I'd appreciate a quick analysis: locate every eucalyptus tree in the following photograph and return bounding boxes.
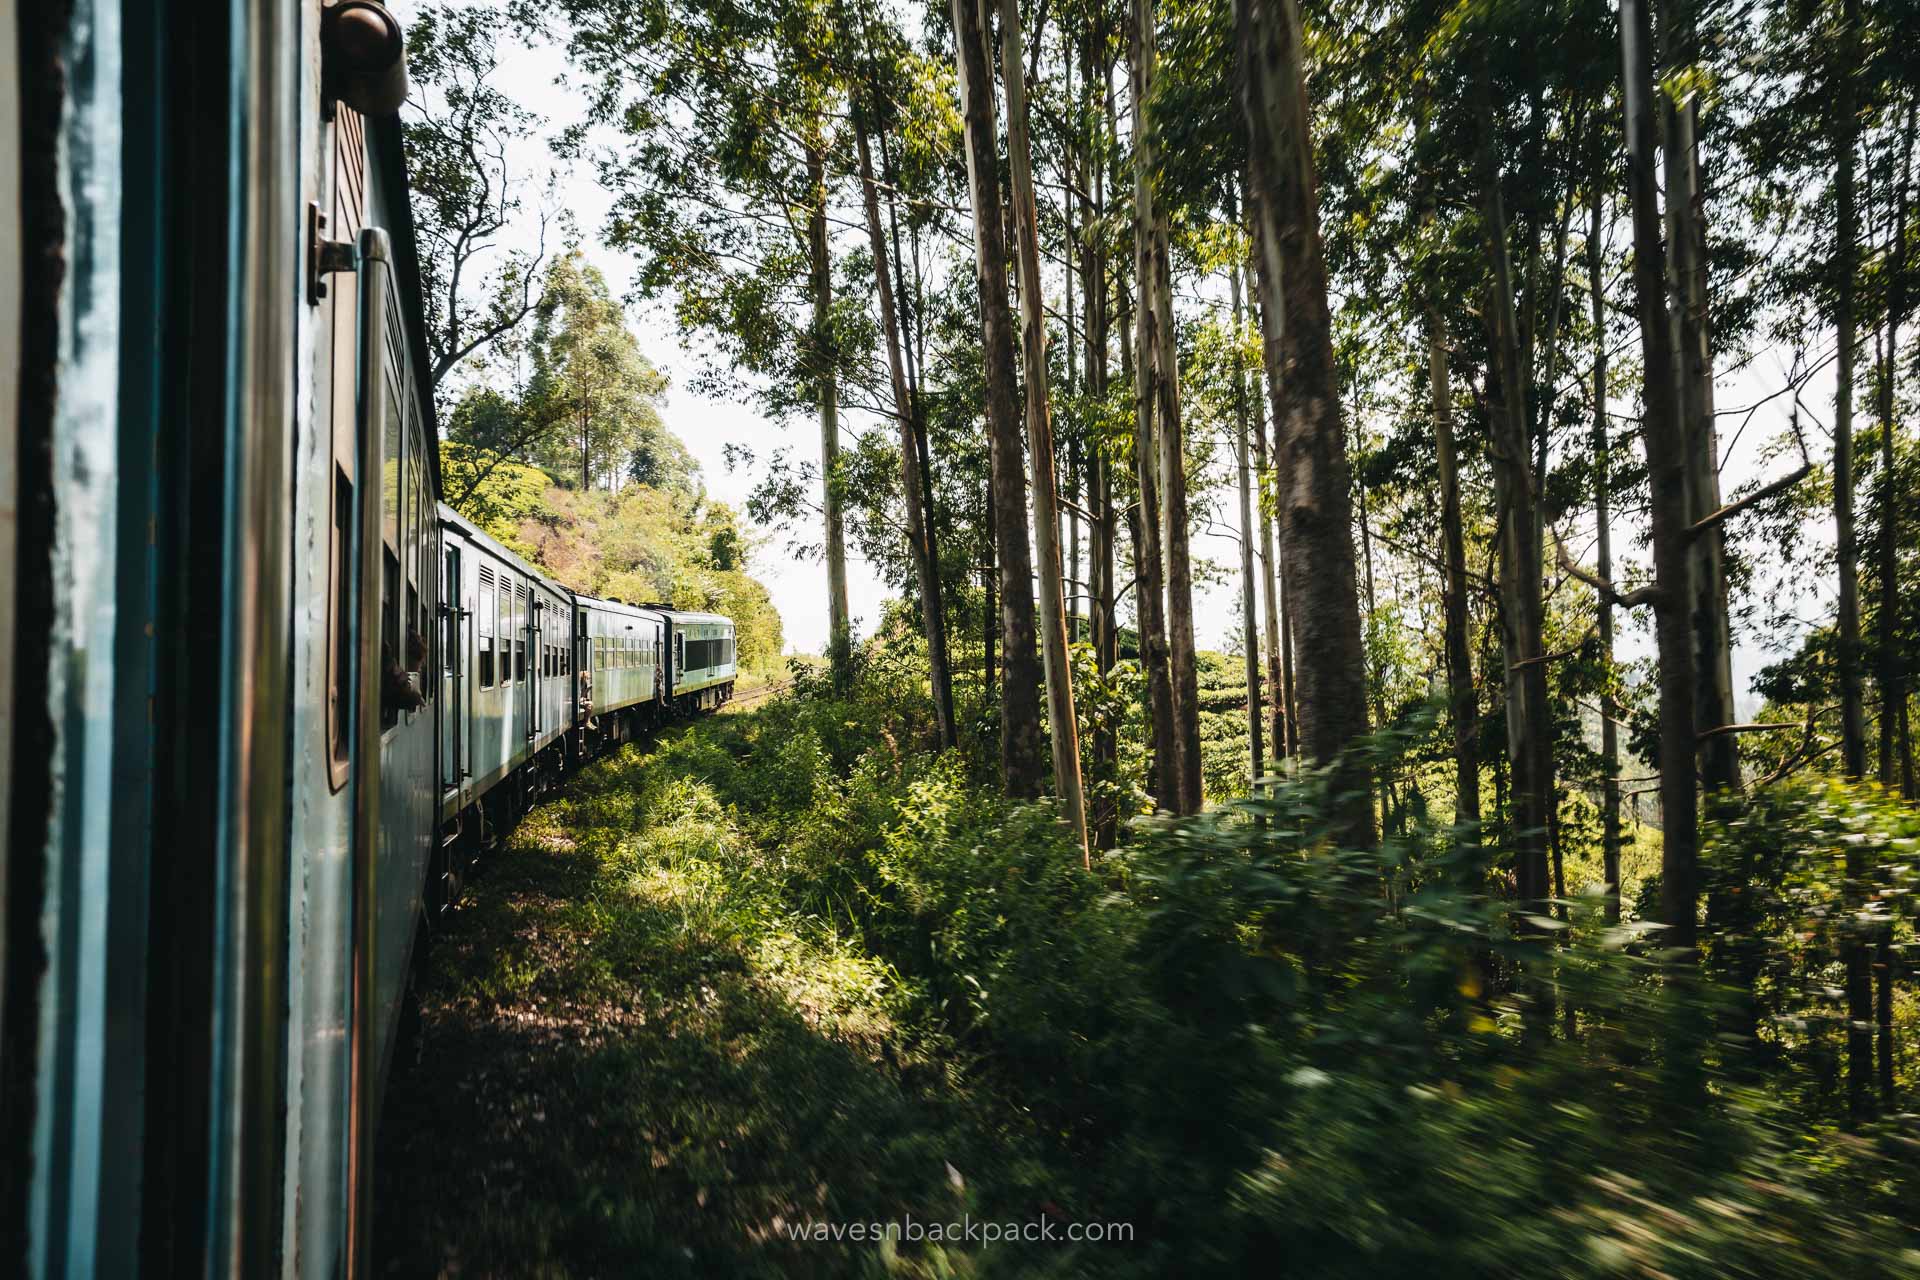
[1237,0,1376,845]
[997,0,1092,850]
[1833,0,1870,782]
[522,255,674,492]
[952,0,1049,797]
[403,2,559,408]
[551,0,859,685]
[850,28,959,749]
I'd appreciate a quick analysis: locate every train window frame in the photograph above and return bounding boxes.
[513,585,524,684]
[478,575,495,689]
[403,428,418,708]
[326,465,354,789]
[500,581,511,686]
[442,546,459,699]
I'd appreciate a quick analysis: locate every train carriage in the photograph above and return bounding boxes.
[577,595,668,730]
[1,4,743,1276]
[663,609,739,711]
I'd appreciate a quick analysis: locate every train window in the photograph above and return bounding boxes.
[383,390,400,557]
[411,465,427,700]
[516,607,527,683]
[503,584,514,685]
[327,466,353,786]
[380,552,400,730]
[380,380,405,731]
[442,549,459,693]
[478,578,495,689]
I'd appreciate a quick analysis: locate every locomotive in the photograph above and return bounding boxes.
[2,2,734,1274]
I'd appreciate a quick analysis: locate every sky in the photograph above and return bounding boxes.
[398,1,1839,714]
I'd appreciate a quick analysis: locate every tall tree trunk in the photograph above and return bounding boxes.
[1281,523,1298,756]
[1231,248,1265,785]
[1125,13,1178,812]
[1662,0,1739,794]
[1430,301,1478,829]
[1619,0,1700,952]
[953,0,1045,797]
[1590,160,1621,924]
[1828,0,1873,1126]
[1476,73,1553,921]
[807,145,852,689]
[1236,0,1375,846]
[1878,101,1913,794]
[1834,40,1867,784]
[1132,0,1203,813]
[856,125,957,751]
[1249,267,1289,763]
[1086,31,1120,847]
[1245,258,1292,761]
[998,0,1091,856]
[984,472,996,691]
[1357,448,1389,830]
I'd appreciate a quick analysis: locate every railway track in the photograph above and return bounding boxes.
[725,678,794,711]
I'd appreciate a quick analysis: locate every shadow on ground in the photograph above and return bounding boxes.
[373,737,1010,1278]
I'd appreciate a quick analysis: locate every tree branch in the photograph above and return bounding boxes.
[1685,463,1812,540]
[1553,525,1660,608]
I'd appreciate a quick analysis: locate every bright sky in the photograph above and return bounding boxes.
[400,1,1838,713]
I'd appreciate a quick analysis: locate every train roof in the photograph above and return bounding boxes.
[437,502,572,601]
[575,594,663,620]
[371,114,442,501]
[657,609,732,627]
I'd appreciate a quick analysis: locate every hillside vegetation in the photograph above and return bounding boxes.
[441,440,784,676]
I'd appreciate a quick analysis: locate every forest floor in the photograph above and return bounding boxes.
[374,714,1036,1278]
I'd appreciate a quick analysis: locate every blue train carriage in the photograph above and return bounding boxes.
[664,610,739,712]
[437,506,579,864]
[438,507,559,897]
[576,595,670,749]
[286,25,443,1280]
[4,1,444,1275]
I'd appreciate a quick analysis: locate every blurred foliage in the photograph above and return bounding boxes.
[390,641,1920,1276]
